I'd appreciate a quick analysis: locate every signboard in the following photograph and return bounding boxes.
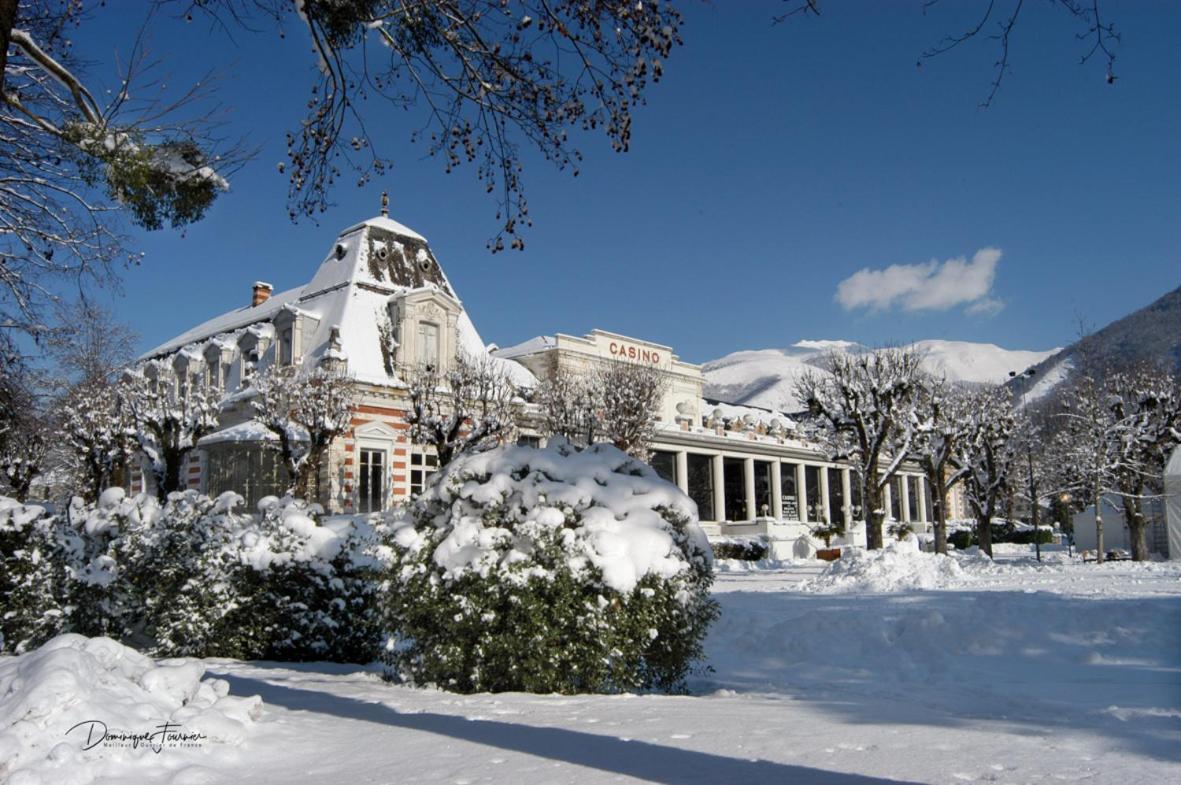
[590,332,667,367]
[781,495,799,521]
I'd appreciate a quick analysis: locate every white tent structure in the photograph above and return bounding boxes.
[1165,446,1181,560]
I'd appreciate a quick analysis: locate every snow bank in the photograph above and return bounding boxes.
[396,439,712,594]
[799,539,989,592]
[0,634,261,785]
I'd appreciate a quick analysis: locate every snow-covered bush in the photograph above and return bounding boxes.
[383,439,718,694]
[0,498,64,653]
[710,535,769,561]
[173,495,386,662]
[0,491,386,662]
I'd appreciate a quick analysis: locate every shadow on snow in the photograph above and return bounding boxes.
[212,669,926,785]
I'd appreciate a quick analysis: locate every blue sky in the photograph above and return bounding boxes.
[74,1,1180,364]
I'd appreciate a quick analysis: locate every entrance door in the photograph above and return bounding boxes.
[358,448,386,513]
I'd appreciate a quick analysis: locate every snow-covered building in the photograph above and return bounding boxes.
[141,212,934,556]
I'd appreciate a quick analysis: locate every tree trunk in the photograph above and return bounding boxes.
[1094,480,1104,564]
[933,480,949,555]
[977,512,993,557]
[0,0,17,95]
[865,482,884,550]
[1123,496,1149,562]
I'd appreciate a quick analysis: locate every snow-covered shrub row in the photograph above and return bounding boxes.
[0,634,261,785]
[709,535,769,562]
[383,439,718,694]
[0,490,385,661]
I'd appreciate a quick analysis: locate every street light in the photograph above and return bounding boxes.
[1009,367,1041,562]
[1060,492,1073,557]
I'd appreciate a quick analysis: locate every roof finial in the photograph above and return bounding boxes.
[380,191,389,217]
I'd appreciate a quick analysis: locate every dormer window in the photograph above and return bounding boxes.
[417,321,440,368]
[278,326,294,366]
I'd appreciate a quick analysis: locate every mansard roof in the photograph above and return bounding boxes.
[142,214,535,388]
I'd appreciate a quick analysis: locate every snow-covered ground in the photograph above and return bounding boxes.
[3,548,1178,785]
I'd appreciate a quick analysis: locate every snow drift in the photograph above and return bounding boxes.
[0,634,261,785]
[798,538,994,593]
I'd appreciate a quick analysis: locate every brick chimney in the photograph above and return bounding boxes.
[252,281,273,307]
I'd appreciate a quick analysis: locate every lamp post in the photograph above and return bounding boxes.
[1060,492,1073,558]
[1009,367,1041,562]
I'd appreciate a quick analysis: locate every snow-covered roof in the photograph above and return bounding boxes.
[702,398,796,432]
[493,335,557,360]
[142,213,536,389]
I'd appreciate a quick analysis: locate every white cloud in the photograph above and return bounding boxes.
[965,297,1005,317]
[835,248,1003,316]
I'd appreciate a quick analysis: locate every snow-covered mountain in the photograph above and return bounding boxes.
[703,339,1060,412]
[1018,284,1181,404]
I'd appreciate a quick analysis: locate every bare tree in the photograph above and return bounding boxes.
[46,301,137,388]
[538,360,600,447]
[910,375,972,554]
[182,0,682,251]
[1056,366,1181,561]
[1108,368,1181,561]
[119,361,218,500]
[778,1,1120,108]
[251,363,353,500]
[1,1,241,340]
[954,384,1019,558]
[594,359,666,461]
[794,347,925,550]
[404,354,517,467]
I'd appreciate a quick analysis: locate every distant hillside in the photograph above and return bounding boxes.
[703,340,1059,412]
[1022,284,1181,403]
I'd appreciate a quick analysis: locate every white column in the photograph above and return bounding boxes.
[883,481,893,521]
[744,457,756,520]
[901,476,912,522]
[675,451,689,495]
[841,468,852,528]
[796,463,807,522]
[771,461,783,520]
[916,476,927,523]
[711,454,725,523]
[819,466,831,524]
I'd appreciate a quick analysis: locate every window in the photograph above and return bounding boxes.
[780,462,800,520]
[207,446,285,508]
[850,471,865,522]
[907,476,921,522]
[753,460,773,517]
[804,465,822,523]
[827,467,845,527]
[686,453,714,521]
[924,478,936,523]
[650,450,677,485]
[409,450,439,498]
[357,448,386,513]
[517,435,541,448]
[278,326,294,366]
[723,457,746,521]
[417,321,440,368]
[889,476,903,521]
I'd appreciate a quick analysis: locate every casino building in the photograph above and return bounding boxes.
[140,211,936,557]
